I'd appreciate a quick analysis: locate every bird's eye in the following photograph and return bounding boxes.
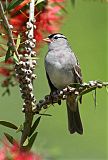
[54,36,58,39]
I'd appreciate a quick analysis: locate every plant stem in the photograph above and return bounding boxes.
[0,1,19,60]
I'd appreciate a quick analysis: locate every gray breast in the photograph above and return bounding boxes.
[45,50,77,89]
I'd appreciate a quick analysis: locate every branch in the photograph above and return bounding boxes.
[18,0,36,147]
[0,1,19,60]
[32,81,108,113]
[12,0,37,147]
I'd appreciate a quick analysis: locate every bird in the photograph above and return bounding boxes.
[44,33,83,134]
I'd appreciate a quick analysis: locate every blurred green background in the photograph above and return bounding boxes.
[0,0,107,159]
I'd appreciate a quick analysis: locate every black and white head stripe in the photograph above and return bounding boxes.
[48,33,67,40]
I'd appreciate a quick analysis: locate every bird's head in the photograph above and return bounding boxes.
[43,33,68,49]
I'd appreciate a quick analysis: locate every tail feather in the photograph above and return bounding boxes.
[66,102,83,134]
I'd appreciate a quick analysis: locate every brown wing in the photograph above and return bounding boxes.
[73,58,83,103]
[74,64,83,84]
[73,55,83,84]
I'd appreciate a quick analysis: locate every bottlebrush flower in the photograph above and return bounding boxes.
[0,0,65,87]
[0,141,42,160]
[9,0,65,44]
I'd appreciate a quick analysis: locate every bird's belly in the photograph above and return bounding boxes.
[47,62,74,89]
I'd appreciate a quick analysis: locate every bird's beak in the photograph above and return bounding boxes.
[43,38,52,43]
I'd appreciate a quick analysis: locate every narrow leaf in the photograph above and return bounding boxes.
[5,48,12,62]
[16,124,23,133]
[27,132,38,149]
[39,113,52,116]
[7,0,24,10]
[13,53,19,63]
[4,133,15,144]
[23,137,29,146]
[16,34,21,50]
[0,120,18,130]
[29,116,41,137]
[2,88,10,96]
[94,89,97,107]
[36,0,46,11]
[36,0,45,5]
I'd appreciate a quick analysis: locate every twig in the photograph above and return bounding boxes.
[0,1,19,60]
[32,81,108,113]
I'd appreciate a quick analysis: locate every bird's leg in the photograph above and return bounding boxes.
[56,89,61,105]
[50,92,54,105]
[50,90,61,105]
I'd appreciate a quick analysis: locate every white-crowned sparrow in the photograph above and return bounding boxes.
[44,33,83,134]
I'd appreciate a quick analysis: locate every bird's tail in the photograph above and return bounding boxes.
[66,98,83,134]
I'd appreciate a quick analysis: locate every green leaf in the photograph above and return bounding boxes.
[13,53,19,63]
[2,88,10,96]
[36,0,45,5]
[16,124,23,133]
[0,56,6,62]
[93,89,97,107]
[36,0,46,11]
[7,0,24,10]
[39,113,52,116]
[4,132,16,144]
[5,48,12,62]
[27,132,38,149]
[23,137,29,146]
[29,116,41,137]
[16,34,21,50]
[0,120,18,130]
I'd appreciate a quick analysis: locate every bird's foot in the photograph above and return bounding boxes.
[50,90,61,105]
